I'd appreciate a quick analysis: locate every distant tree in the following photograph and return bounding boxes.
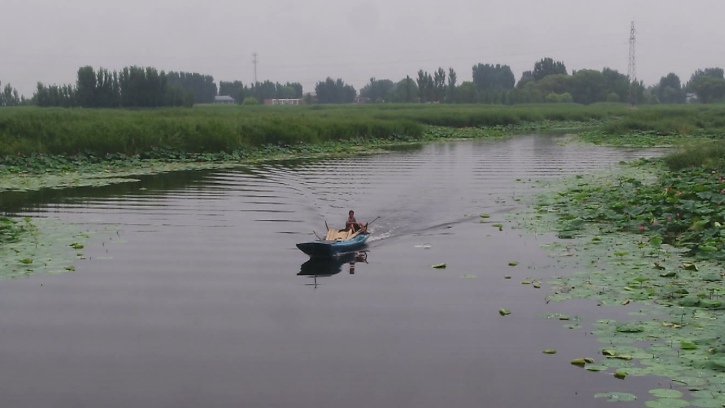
[242,97,260,105]
[166,72,217,104]
[118,66,171,107]
[433,67,447,102]
[446,68,457,102]
[569,69,606,104]
[0,82,21,106]
[533,74,570,96]
[452,81,477,103]
[95,68,120,107]
[34,82,76,107]
[76,66,97,107]
[416,70,434,102]
[601,68,629,102]
[629,80,646,105]
[31,65,191,108]
[251,80,277,101]
[165,85,194,107]
[314,77,356,103]
[359,78,395,102]
[691,76,725,103]
[284,82,303,98]
[472,63,515,92]
[533,58,567,81]
[390,76,418,103]
[686,67,725,93]
[219,80,244,102]
[516,71,534,89]
[688,67,724,81]
[276,84,297,99]
[655,73,684,104]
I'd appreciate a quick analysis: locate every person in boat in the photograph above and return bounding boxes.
[346,210,366,233]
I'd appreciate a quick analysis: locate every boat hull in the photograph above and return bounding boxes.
[296,233,369,258]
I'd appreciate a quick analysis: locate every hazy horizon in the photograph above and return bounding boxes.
[2,0,724,98]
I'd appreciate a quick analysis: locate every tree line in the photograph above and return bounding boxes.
[219,80,304,105]
[0,81,25,106]
[36,66,197,108]
[359,58,725,105]
[2,58,725,107]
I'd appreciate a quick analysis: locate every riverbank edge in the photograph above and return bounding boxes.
[510,160,725,407]
[2,122,607,194]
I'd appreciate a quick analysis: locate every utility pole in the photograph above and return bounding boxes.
[252,52,258,85]
[628,21,637,106]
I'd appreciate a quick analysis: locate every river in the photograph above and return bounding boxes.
[0,135,670,408]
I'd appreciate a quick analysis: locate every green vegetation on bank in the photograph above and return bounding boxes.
[666,141,725,170]
[518,158,725,405]
[544,160,725,261]
[0,103,663,159]
[580,105,725,147]
[0,104,620,178]
[2,103,725,179]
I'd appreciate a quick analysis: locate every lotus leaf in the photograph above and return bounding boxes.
[644,399,690,408]
[570,358,587,367]
[649,389,684,399]
[699,299,724,309]
[594,392,637,402]
[702,273,722,282]
[698,358,725,372]
[585,365,606,372]
[678,296,701,307]
[690,398,724,408]
[614,369,627,379]
[616,323,644,333]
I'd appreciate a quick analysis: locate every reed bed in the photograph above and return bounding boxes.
[0,104,627,157]
[1,104,724,171]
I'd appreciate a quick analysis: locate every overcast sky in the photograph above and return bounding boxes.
[2,0,724,97]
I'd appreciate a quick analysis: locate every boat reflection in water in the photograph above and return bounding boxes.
[298,251,369,286]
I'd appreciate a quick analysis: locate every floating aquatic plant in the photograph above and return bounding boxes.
[513,158,725,405]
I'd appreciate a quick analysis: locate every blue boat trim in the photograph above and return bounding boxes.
[296,232,369,258]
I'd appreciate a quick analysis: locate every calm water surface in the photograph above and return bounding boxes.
[0,136,671,408]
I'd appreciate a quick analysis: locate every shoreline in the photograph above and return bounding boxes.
[512,160,725,406]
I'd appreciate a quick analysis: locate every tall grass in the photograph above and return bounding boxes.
[0,106,425,156]
[1,103,723,157]
[665,141,725,170]
[601,105,725,136]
